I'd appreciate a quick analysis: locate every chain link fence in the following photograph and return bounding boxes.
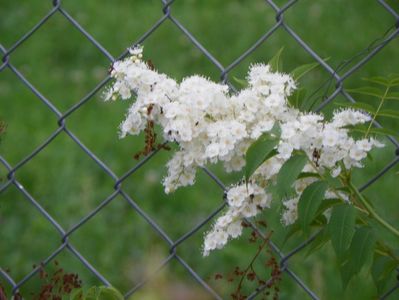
[1,0,399,299]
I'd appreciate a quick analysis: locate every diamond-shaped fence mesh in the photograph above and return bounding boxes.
[1,0,399,299]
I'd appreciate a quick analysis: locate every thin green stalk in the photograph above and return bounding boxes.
[365,85,390,138]
[307,158,369,215]
[349,181,399,239]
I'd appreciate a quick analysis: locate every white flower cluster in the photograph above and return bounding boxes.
[203,182,272,256]
[106,46,383,255]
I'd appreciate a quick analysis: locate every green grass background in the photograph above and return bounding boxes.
[0,0,399,299]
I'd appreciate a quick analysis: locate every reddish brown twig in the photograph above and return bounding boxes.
[212,220,282,300]
[133,104,170,160]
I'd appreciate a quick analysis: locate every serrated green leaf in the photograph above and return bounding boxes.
[345,124,399,138]
[245,125,280,181]
[291,62,320,81]
[364,127,399,138]
[347,86,399,100]
[340,227,376,289]
[275,153,308,199]
[328,204,356,261]
[378,109,399,119]
[362,76,391,86]
[298,181,328,233]
[385,75,399,87]
[346,86,385,98]
[386,91,399,100]
[233,76,248,88]
[268,47,284,72]
[371,254,398,293]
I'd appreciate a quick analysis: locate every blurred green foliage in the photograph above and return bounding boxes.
[0,0,398,299]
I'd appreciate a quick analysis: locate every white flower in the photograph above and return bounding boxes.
[277,142,293,159]
[128,45,144,56]
[332,109,371,127]
[106,49,384,255]
[202,182,271,255]
[331,165,342,178]
[349,144,367,161]
[282,197,299,226]
[205,143,220,158]
[226,221,243,238]
[322,128,340,147]
[227,186,245,207]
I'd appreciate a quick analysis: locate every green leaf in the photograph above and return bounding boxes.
[297,172,321,180]
[389,79,399,87]
[275,153,308,199]
[346,86,385,99]
[340,227,376,289]
[282,215,326,247]
[366,150,374,162]
[288,88,307,109]
[305,228,330,257]
[348,80,399,99]
[312,214,328,226]
[345,124,399,138]
[328,204,356,261]
[282,222,302,246]
[371,254,398,293]
[347,227,375,273]
[298,181,328,233]
[85,286,124,300]
[386,92,399,100]
[315,198,342,217]
[233,76,248,88]
[363,75,399,87]
[245,125,280,181]
[268,47,284,72]
[291,62,320,81]
[86,287,100,300]
[378,109,399,119]
[362,76,391,86]
[98,287,124,300]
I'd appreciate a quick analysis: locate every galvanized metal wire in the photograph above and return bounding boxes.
[1,0,399,299]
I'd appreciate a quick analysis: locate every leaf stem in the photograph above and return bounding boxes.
[348,181,399,239]
[307,158,369,215]
[365,85,390,138]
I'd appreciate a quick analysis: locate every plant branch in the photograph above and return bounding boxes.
[348,181,399,239]
[365,85,390,138]
[307,157,369,215]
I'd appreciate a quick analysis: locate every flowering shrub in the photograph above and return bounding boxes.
[105,46,399,293]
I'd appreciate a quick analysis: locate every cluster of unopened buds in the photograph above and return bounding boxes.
[105,46,383,256]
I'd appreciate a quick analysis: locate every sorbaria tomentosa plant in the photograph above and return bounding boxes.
[104,46,399,293]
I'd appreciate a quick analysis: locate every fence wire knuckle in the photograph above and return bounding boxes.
[1,0,399,299]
